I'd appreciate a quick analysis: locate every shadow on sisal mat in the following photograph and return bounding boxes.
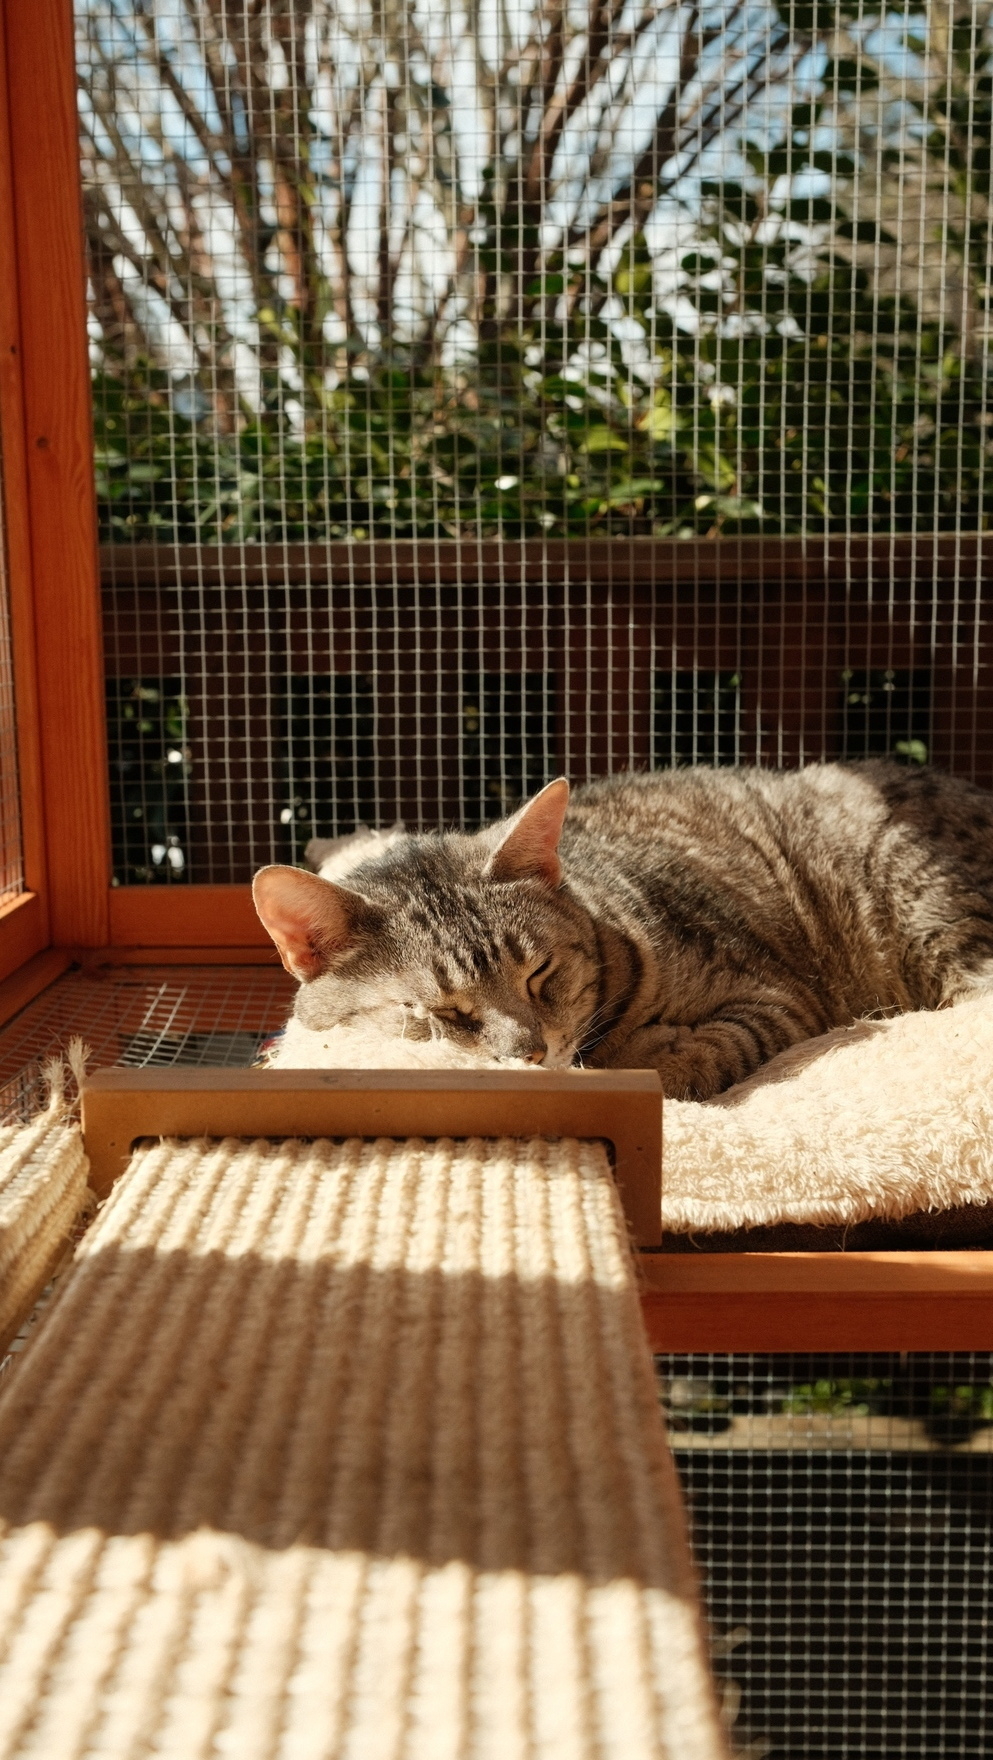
[0,1132,729,1760]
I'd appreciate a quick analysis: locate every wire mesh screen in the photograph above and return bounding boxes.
[0,438,23,905]
[659,1351,993,1759]
[79,0,993,882]
[0,964,293,1122]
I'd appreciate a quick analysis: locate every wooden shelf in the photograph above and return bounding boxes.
[638,1252,993,1351]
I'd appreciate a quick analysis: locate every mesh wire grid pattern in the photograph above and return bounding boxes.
[659,1352,993,1760]
[79,1,993,883]
[0,964,295,1123]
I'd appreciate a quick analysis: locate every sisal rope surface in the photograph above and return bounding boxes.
[0,1118,88,1353]
[0,1133,726,1760]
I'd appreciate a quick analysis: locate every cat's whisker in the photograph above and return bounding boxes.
[576,1001,618,1049]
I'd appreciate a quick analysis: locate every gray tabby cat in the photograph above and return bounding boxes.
[253,762,993,1099]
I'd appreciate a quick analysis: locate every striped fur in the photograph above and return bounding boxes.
[257,762,993,1099]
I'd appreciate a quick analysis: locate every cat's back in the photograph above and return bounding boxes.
[563,762,884,874]
[561,762,993,1037]
[564,759,993,861]
[562,760,993,942]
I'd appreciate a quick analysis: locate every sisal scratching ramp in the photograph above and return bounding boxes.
[0,1131,726,1760]
[0,1115,89,1354]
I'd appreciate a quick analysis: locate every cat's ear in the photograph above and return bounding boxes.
[483,777,570,887]
[252,866,381,981]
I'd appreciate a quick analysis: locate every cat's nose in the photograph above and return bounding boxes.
[525,1045,546,1065]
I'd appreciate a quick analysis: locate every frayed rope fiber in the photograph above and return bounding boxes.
[0,1134,727,1760]
[0,1051,90,1352]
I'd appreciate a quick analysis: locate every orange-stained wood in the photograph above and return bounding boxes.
[100,534,993,590]
[638,1252,993,1351]
[0,945,71,1029]
[80,1065,665,1243]
[109,886,271,948]
[638,1250,993,1293]
[639,1293,993,1352]
[0,19,47,914]
[80,944,283,967]
[4,0,110,947]
[0,891,47,984]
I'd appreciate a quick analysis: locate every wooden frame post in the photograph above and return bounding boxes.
[0,5,48,982]
[2,0,110,950]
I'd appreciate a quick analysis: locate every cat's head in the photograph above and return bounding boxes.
[252,779,597,1068]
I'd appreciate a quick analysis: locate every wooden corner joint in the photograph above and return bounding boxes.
[80,1066,664,1247]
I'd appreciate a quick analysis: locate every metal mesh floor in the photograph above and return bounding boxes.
[660,1353,993,1760]
[0,964,295,1122]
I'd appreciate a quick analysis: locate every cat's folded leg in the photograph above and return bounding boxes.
[619,1004,812,1101]
[940,957,993,1004]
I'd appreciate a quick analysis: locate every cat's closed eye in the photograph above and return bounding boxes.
[527,956,554,997]
[434,1006,482,1034]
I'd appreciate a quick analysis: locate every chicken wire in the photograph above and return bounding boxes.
[658,1351,993,1760]
[77,1,993,884]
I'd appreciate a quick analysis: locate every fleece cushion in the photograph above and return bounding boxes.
[268,997,993,1248]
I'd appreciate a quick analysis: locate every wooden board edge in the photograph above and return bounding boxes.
[0,946,71,1028]
[98,534,993,590]
[108,886,269,949]
[76,946,284,968]
[640,1291,993,1353]
[635,1249,993,1295]
[0,20,48,911]
[5,0,110,945]
[79,1067,663,1244]
[0,892,47,985]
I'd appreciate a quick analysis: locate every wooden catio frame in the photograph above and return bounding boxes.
[0,0,991,1352]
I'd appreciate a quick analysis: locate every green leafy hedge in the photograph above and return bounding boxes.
[94,247,993,544]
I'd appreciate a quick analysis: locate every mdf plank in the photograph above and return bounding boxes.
[4,0,110,946]
[0,19,48,912]
[109,886,270,948]
[0,892,46,985]
[80,1066,664,1244]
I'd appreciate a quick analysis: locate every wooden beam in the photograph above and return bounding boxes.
[99,534,993,591]
[80,1065,664,1244]
[0,892,47,985]
[4,0,110,947]
[0,945,71,1029]
[0,15,48,915]
[638,1252,993,1351]
[78,945,283,968]
[109,886,270,948]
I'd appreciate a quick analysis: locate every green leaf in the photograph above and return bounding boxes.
[580,427,630,455]
[604,478,666,504]
[614,262,653,296]
[525,274,565,297]
[639,402,678,440]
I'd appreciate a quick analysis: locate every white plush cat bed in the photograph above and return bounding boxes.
[269,996,993,1242]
